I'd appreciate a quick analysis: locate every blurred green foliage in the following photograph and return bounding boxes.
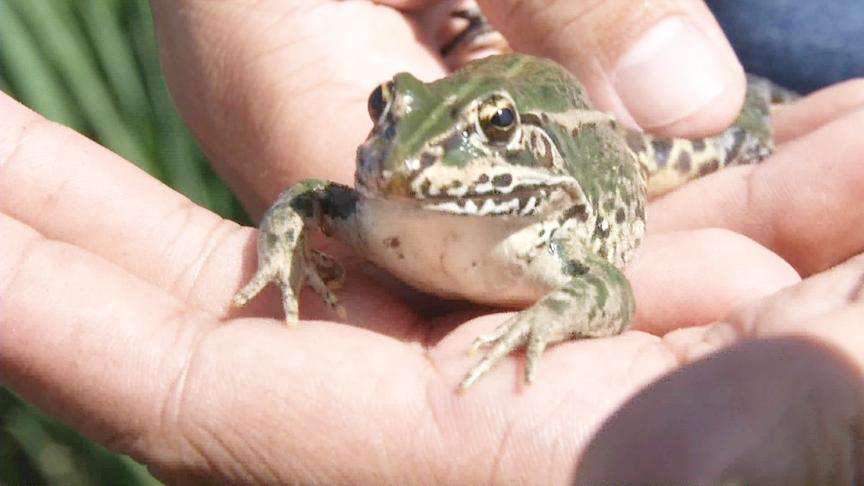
[0,0,249,484]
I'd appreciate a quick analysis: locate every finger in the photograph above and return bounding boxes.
[710,253,864,346]
[773,78,864,143]
[649,105,864,275]
[627,229,799,335]
[151,0,446,216]
[575,337,864,484]
[0,93,249,316]
[0,211,217,454]
[479,0,744,136]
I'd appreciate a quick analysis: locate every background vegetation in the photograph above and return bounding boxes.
[0,0,246,483]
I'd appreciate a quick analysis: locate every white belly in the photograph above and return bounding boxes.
[353,198,567,306]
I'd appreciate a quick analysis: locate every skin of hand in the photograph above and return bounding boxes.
[1,0,864,484]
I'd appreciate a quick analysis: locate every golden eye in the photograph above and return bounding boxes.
[367,81,393,122]
[479,94,518,144]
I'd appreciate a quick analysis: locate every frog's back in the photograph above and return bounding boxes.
[438,54,592,114]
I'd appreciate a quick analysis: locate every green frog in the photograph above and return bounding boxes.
[232,53,776,391]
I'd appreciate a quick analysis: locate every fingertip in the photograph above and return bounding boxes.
[481,0,745,137]
[610,16,745,135]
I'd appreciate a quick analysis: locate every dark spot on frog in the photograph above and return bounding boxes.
[477,173,490,184]
[597,245,609,259]
[594,217,610,239]
[724,128,746,164]
[444,179,464,195]
[562,204,589,222]
[674,151,691,173]
[449,104,462,119]
[697,158,721,177]
[420,152,437,168]
[691,139,706,152]
[419,178,432,195]
[615,207,626,224]
[651,139,673,167]
[383,236,401,249]
[625,131,646,153]
[319,184,358,220]
[635,201,645,220]
[491,173,512,187]
[520,113,543,127]
[564,260,589,276]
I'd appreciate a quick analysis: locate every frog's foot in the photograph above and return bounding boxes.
[231,180,352,324]
[460,306,555,392]
[232,243,346,323]
[310,249,345,290]
[307,249,347,319]
[460,256,636,391]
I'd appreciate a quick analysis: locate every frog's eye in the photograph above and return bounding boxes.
[367,81,393,122]
[479,95,519,144]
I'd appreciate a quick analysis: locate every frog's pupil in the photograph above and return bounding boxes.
[368,84,386,121]
[491,108,514,127]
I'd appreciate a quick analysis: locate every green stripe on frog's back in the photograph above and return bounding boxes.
[627,80,775,197]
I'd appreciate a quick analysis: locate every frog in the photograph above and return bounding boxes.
[231,52,777,391]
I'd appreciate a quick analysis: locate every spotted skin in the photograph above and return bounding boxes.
[233,51,780,391]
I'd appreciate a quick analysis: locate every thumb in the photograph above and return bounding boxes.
[478,0,745,137]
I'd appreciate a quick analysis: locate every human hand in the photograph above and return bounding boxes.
[4,0,864,483]
[2,76,864,485]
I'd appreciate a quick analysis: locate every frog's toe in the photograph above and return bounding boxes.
[232,266,278,309]
[303,250,348,319]
[467,320,510,356]
[460,314,531,391]
[279,293,300,325]
[311,249,346,290]
[524,328,551,385]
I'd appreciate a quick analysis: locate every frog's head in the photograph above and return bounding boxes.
[356,54,587,217]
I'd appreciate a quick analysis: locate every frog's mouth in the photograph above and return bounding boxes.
[418,184,562,216]
[357,162,577,217]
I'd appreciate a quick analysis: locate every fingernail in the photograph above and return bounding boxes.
[613,17,740,129]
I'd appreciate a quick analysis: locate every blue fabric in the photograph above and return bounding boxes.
[707,0,864,92]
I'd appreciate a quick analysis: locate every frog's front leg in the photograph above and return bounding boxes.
[232,179,358,324]
[460,254,635,391]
